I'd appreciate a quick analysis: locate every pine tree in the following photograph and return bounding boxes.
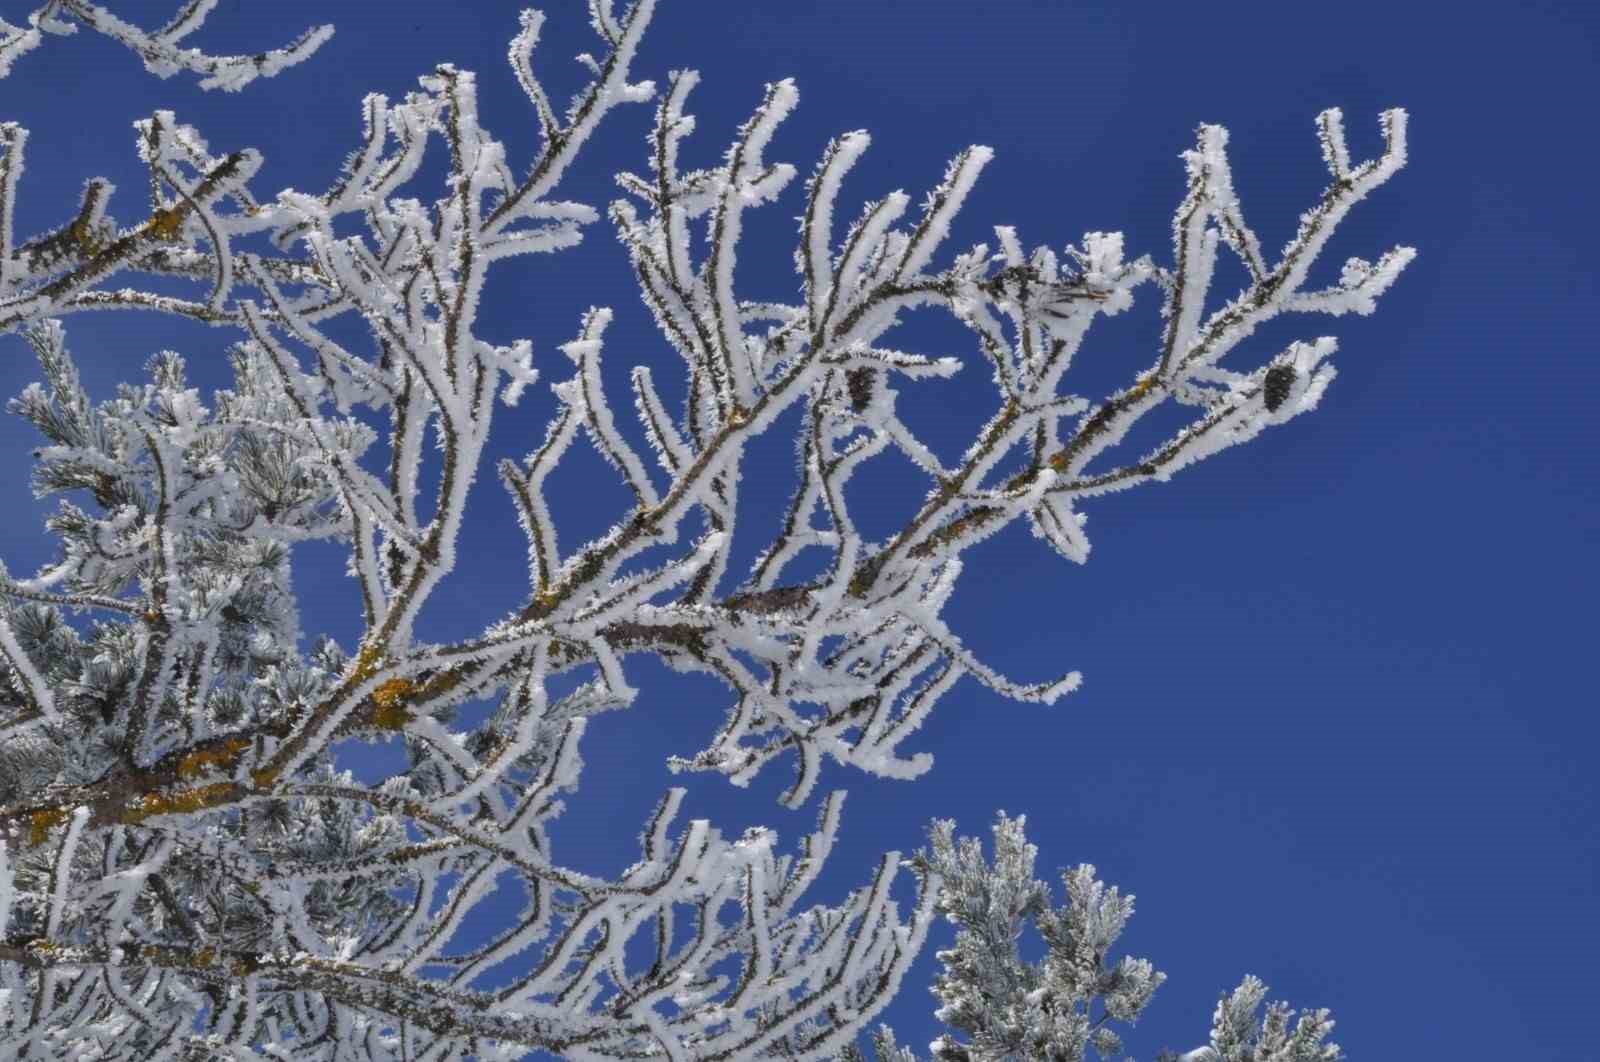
[843,816,1342,1062]
[0,2,1409,1057]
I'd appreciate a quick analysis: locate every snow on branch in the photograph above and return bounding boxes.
[0,2,1410,1055]
[1,0,332,90]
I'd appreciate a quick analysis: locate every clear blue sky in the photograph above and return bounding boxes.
[1,1,1595,1058]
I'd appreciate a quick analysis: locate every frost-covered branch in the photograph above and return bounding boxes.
[0,0,332,90]
[0,1,1409,1055]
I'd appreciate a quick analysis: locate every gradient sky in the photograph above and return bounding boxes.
[1,1,1595,1058]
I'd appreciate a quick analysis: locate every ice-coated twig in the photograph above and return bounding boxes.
[1,1,332,91]
[0,3,1410,1053]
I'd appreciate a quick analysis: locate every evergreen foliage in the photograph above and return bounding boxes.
[845,816,1341,1062]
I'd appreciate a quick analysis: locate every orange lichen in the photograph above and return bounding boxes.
[174,737,251,781]
[370,676,413,708]
[26,806,69,847]
[370,700,414,731]
[348,643,384,683]
[145,208,185,242]
[123,782,237,824]
[132,942,256,977]
[1128,374,1158,400]
[368,675,416,731]
[346,644,465,731]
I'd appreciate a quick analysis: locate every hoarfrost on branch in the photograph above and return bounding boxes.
[0,0,1409,1057]
[842,815,1345,1062]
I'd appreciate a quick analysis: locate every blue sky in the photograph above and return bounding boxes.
[1,1,1595,1058]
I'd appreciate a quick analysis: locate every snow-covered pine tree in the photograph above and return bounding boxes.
[841,816,1343,1062]
[0,2,1410,1057]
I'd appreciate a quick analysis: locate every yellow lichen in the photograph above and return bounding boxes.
[145,208,185,242]
[369,699,414,731]
[370,676,413,708]
[1129,374,1158,400]
[250,767,280,790]
[174,737,251,781]
[123,782,236,824]
[27,806,69,847]
[348,643,385,683]
[369,676,415,730]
